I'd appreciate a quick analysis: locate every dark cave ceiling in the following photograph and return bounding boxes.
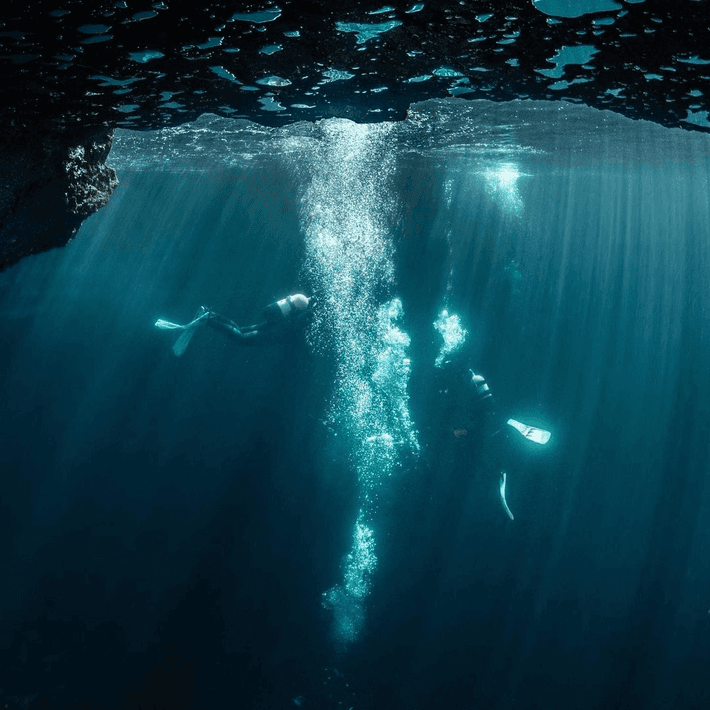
[1,0,710,135]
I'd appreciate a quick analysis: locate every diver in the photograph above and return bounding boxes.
[440,362,550,520]
[155,293,314,356]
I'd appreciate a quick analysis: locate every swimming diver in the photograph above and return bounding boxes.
[440,362,550,520]
[155,293,314,356]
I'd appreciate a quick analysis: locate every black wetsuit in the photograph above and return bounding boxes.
[205,297,312,346]
[446,371,500,439]
[445,369,512,478]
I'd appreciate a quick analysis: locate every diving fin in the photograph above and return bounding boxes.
[154,311,210,357]
[507,418,551,445]
[172,328,198,357]
[499,471,514,521]
[154,318,185,330]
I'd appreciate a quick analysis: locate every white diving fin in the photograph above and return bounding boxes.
[171,327,198,357]
[507,418,551,445]
[154,318,186,330]
[154,311,210,357]
[499,471,514,521]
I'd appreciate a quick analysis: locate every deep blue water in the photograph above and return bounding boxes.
[2,100,710,709]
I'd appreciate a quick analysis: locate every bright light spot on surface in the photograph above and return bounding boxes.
[683,110,710,128]
[321,68,355,83]
[128,50,163,63]
[196,37,223,49]
[433,66,463,77]
[676,55,710,65]
[335,20,403,44]
[434,310,467,367]
[210,65,240,83]
[256,75,291,86]
[483,163,525,215]
[491,164,520,188]
[537,45,598,79]
[258,95,286,111]
[230,7,282,23]
[532,0,621,17]
[549,77,593,90]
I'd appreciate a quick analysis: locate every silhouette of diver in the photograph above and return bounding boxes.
[439,361,550,520]
[155,293,314,355]
[201,293,313,346]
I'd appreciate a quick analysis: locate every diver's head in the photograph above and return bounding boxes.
[290,293,311,311]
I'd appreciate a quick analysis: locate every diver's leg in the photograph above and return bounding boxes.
[240,322,266,333]
[203,311,250,342]
[235,322,278,346]
[205,312,277,346]
[238,323,271,344]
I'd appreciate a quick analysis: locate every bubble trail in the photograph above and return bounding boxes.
[298,119,418,649]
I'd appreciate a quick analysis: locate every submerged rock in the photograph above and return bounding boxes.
[0,124,117,270]
[63,132,118,217]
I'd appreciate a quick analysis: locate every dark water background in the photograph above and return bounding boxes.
[1,100,710,709]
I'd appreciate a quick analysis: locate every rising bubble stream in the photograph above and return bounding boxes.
[298,119,419,648]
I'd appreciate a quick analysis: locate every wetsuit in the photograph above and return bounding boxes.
[204,294,312,346]
[447,369,505,445]
[468,371,506,440]
[441,365,549,519]
[444,368,516,518]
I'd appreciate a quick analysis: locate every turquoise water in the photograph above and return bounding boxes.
[1,99,710,709]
